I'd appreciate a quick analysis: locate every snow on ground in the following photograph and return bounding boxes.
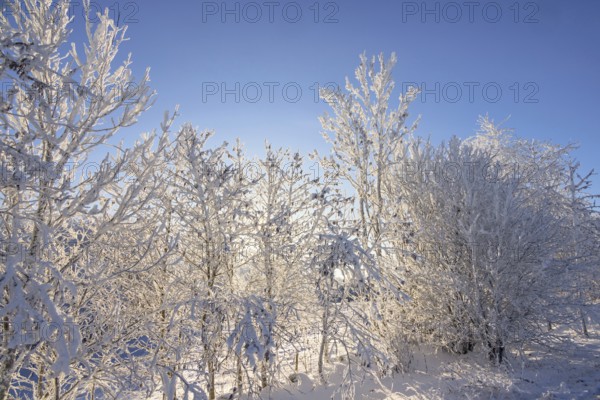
[143,315,600,400]
[263,327,600,399]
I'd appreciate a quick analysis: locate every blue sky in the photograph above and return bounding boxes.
[65,0,599,180]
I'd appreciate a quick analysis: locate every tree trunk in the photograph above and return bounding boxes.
[488,338,505,364]
[260,362,267,389]
[580,307,589,337]
[54,376,59,400]
[36,364,45,399]
[318,304,330,383]
[294,351,299,373]
[236,356,243,396]
[260,356,269,389]
[208,359,216,400]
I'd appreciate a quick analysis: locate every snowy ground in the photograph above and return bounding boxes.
[261,326,600,399]
[143,314,600,400]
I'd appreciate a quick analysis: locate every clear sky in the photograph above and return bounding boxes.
[65,0,600,180]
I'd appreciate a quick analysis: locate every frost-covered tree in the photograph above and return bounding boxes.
[0,0,169,397]
[48,131,175,400]
[559,162,600,336]
[231,145,321,392]
[163,125,254,400]
[318,52,418,256]
[392,121,576,363]
[317,54,418,374]
[465,119,600,336]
